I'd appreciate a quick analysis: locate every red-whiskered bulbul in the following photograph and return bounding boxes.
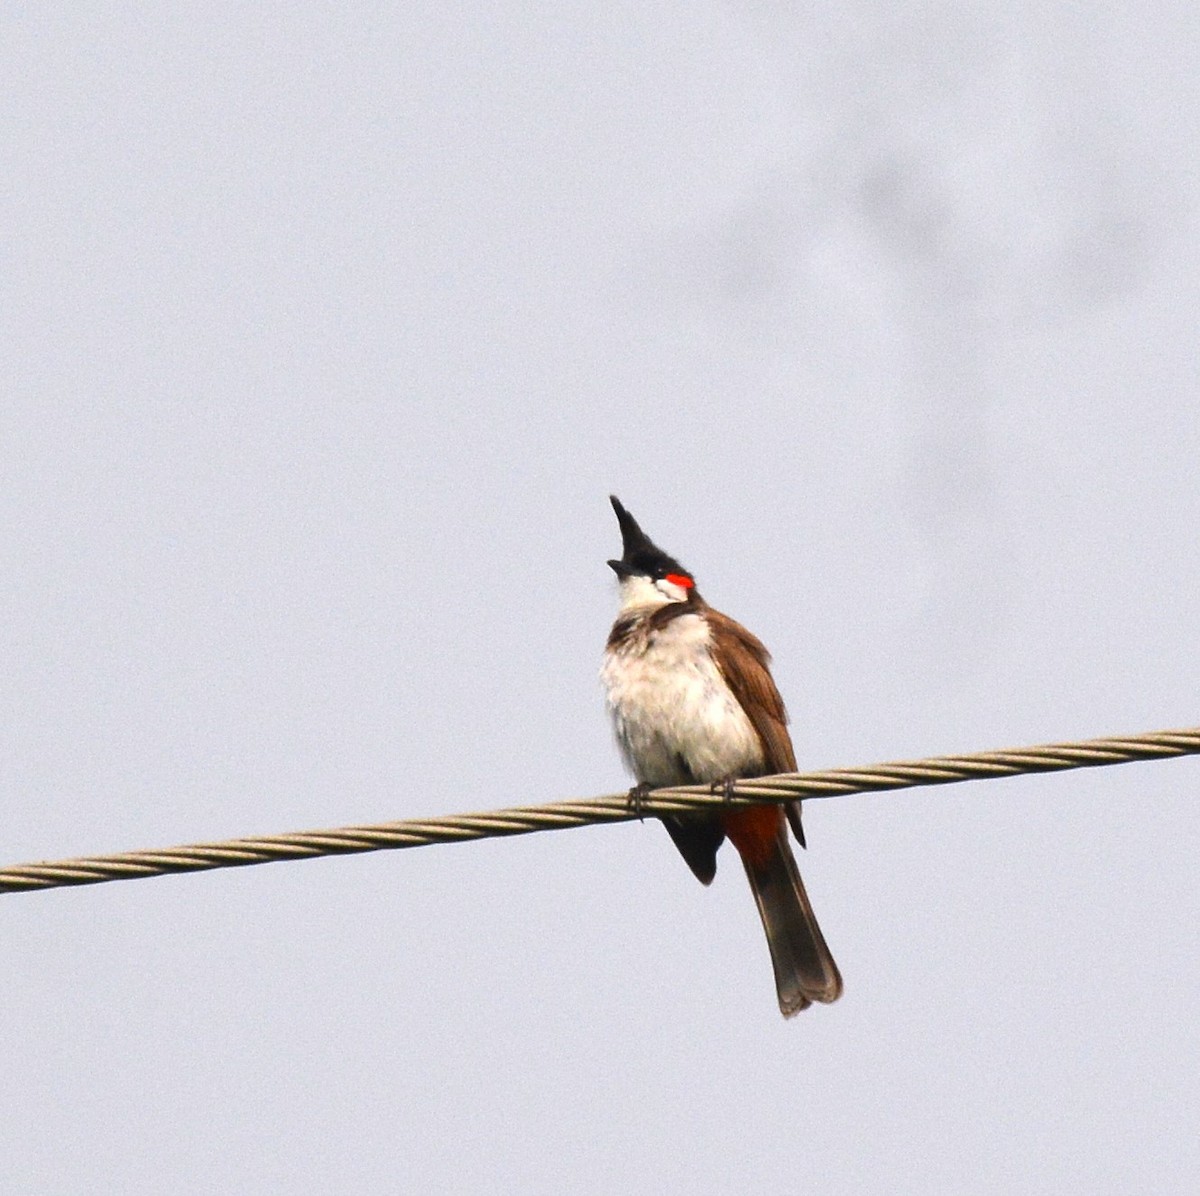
[600,496,842,1017]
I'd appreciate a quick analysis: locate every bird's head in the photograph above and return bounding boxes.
[607,495,697,611]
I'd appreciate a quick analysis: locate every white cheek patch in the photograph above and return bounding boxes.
[653,577,690,603]
[617,574,670,613]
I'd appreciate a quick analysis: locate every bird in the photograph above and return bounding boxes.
[600,495,842,1016]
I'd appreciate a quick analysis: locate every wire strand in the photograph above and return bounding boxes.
[2,726,1197,895]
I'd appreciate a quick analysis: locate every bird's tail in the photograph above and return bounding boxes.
[735,818,843,1016]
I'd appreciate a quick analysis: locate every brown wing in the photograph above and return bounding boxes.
[703,604,807,848]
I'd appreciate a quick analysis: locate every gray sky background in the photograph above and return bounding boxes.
[4,4,1198,1192]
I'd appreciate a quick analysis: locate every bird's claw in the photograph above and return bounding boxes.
[627,782,653,820]
[710,777,737,803]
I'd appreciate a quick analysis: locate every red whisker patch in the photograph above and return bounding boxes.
[665,573,694,589]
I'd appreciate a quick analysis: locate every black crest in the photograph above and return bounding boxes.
[607,496,690,580]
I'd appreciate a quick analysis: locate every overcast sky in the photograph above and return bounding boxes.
[3,4,1199,1193]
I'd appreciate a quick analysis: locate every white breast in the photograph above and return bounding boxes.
[600,612,764,786]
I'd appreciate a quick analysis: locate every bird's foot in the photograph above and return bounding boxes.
[626,782,653,820]
[710,777,738,804]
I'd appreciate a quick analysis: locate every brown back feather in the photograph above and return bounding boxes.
[702,605,797,775]
[703,602,806,849]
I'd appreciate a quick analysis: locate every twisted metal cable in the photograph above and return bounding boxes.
[2,726,1197,896]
